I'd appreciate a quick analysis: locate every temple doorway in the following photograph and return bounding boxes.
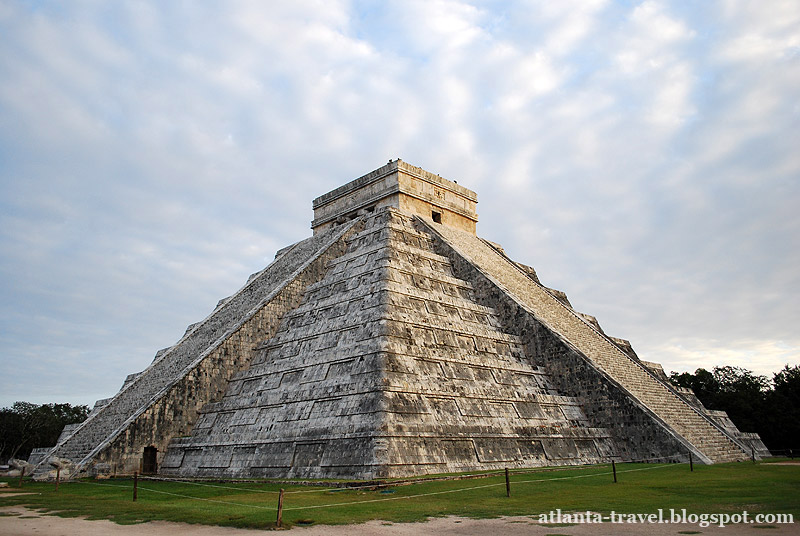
[142,446,158,474]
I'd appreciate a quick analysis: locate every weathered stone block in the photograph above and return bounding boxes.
[37,161,760,480]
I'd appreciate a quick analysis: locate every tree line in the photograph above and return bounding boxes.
[0,402,89,463]
[669,364,800,451]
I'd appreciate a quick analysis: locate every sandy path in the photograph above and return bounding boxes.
[1,506,797,535]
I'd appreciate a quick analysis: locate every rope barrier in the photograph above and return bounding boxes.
[75,479,277,511]
[139,469,513,494]
[140,475,409,494]
[141,476,281,494]
[75,480,130,490]
[135,485,278,511]
[135,454,685,496]
[65,459,689,516]
[284,463,678,511]
[121,463,676,513]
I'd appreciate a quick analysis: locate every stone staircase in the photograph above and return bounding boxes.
[423,219,749,464]
[162,208,618,478]
[37,222,358,470]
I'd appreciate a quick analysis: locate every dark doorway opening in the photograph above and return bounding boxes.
[432,211,442,224]
[142,446,158,474]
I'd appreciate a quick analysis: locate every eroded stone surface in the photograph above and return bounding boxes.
[162,209,613,478]
[423,218,751,464]
[34,161,760,478]
[35,221,360,474]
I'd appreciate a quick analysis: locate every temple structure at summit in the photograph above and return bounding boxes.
[32,160,767,479]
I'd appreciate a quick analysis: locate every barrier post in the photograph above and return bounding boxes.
[276,488,285,528]
[505,468,510,497]
[17,466,25,488]
[55,467,61,491]
[751,446,756,464]
[133,472,138,502]
[612,460,617,483]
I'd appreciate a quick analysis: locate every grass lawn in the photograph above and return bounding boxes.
[1,460,798,529]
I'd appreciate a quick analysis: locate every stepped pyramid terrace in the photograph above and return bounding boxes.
[31,160,768,479]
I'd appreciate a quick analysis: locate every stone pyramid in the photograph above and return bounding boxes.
[35,160,765,479]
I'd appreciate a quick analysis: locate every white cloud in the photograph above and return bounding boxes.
[650,338,799,378]
[540,0,608,56]
[389,0,486,55]
[495,51,563,115]
[0,0,798,408]
[615,4,694,74]
[716,0,800,62]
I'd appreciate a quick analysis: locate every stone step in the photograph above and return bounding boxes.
[38,221,360,469]
[424,219,748,464]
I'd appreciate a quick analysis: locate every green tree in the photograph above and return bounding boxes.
[711,366,769,435]
[763,365,800,451]
[0,401,89,462]
[670,368,719,401]
[670,364,800,452]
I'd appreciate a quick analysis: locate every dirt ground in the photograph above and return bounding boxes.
[1,505,797,535]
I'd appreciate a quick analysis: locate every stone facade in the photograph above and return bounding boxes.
[35,160,761,478]
[312,160,478,235]
[35,220,359,474]
[161,209,614,478]
[425,219,751,464]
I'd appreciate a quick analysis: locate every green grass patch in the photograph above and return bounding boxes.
[0,461,798,529]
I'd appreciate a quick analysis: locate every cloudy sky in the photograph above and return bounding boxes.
[1,0,798,409]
